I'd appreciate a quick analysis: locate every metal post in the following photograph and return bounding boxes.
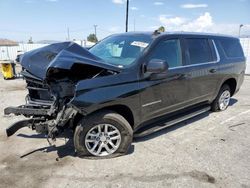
[6,46,10,60]
[94,25,98,37]
[239,24,243,37]
[67,27,70,40]
[125,0,129,32]
[133,18,135,31]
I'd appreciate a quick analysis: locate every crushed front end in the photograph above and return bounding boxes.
[4,42,119,141]
[4,69,77,141]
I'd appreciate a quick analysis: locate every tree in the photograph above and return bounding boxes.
[158,26,165,32]
[28,37,33,44]
[87,34,98,43]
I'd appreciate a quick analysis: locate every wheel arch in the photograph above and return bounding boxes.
[221,78,237,96]
[94,105,135,129]
[73,104,135,130]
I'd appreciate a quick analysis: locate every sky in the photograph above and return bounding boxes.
[0,0,250,42]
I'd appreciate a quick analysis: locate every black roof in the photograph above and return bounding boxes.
[114,31,238,39]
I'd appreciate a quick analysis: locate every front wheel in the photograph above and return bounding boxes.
[74,110,133,158]
[211,84,231,112]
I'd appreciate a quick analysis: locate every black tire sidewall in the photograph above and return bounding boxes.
[74,111,133,158]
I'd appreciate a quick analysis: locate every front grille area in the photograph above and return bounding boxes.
[21,71,54,106]
[26,77,52,101]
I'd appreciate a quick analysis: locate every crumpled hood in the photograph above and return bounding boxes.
[21,42,121,79]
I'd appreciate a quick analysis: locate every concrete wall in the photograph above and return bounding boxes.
[240,37,250,74]
[0,40,95,61]
[0,43,48,61]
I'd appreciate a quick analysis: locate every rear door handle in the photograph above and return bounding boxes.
[209,69,217,73]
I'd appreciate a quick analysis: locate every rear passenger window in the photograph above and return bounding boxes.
[218,38,244,58]
[148,39,182,68]
[186,38,214,64]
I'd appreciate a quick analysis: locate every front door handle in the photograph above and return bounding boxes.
[209,69,217,73]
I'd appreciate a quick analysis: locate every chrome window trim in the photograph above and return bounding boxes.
[169,39,220,70]
[212,39,221,63]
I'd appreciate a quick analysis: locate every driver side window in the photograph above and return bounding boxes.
[148,39,182,68]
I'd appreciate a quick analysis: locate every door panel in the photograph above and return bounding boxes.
[182,64,220,105]
[139,68,190,122]
[183,38,220,104]
[139,38,190,122]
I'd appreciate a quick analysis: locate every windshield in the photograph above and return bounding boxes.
[89,34,152,67]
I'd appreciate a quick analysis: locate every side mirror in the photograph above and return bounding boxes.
[146,59,168,74]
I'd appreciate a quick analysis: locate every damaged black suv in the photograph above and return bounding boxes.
[4,32,246,158]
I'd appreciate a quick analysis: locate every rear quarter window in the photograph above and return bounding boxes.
[217,38,244,58]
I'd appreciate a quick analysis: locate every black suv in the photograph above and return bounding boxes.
[5,32,246,158]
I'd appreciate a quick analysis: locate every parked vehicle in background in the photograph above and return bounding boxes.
[4,32,246,158]
[15,50,24,64]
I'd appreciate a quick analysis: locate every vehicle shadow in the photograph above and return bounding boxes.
[18,98,238,158]
[19,131,76,159]
[17,133,47,139]
[134,98,238,143]
[20,138,76,159]
[19,133,135,159]
[229,98,238,106]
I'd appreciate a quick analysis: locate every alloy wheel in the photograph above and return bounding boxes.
[85,124,121,156]
[218,90,231,110]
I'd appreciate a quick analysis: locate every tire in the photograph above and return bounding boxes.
[74,110,133,159]
[211,84,231,112]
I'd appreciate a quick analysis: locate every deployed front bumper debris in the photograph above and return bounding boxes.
[4,105,51,116]
[5,104,77,140]
[6,119,34,137]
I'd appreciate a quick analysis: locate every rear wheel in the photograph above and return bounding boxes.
[74,110,133,158]
[211,84,231,112]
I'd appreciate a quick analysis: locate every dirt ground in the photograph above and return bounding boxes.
[0,72,250,188]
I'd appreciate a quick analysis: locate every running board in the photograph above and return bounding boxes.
[134,106,211,138]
